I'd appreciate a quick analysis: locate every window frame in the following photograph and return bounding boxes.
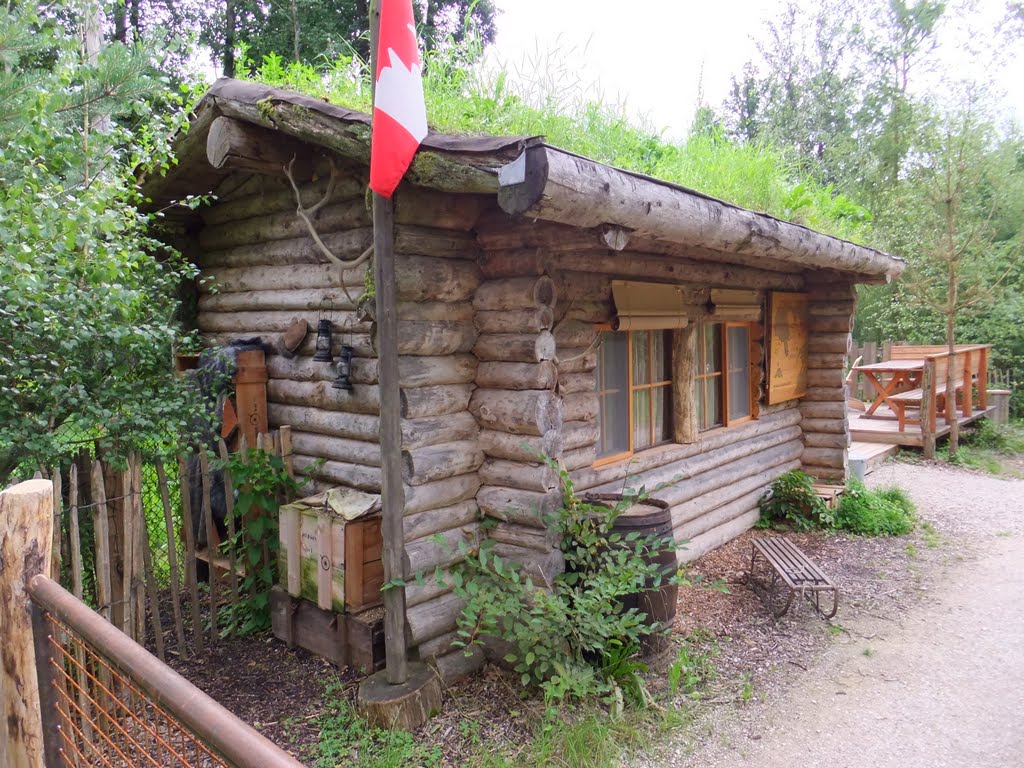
[593,329,673,468]
[697,321,756,432]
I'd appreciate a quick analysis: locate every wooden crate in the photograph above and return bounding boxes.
[813,483,845,510]
[346,607,386,675]
[277,488,383,614]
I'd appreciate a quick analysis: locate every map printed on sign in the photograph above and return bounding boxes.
[767,292,809,404]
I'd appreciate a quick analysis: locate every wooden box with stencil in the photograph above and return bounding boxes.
[276,487,383,614]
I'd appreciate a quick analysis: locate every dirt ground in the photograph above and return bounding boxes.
[645,460,1024,767]
[168,459,1024,766]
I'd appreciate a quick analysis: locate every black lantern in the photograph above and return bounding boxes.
[332,345,354,391]
[313,319,334,362]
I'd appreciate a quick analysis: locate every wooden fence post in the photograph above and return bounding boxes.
[921,359,936,459]
[0,479,54,768]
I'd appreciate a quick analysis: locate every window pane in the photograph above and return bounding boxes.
[597,334,630,458]
[631,331,649,385]
[652,385,671,444]
[703,325,721,374]
[705,378,722,429]
[727,326,751,421]
[651,330,669,382]
[633,389,651,449]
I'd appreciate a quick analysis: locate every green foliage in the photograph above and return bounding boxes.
[444,457,681,704]
[214,448,305,635]
[237,35,872,243]
[0,6,208,483]
[757,470,833,531]
[315,682,441,768]
[834,480,916,536]
[667,632,719,698]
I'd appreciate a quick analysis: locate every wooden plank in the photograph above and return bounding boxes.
[317,512,332,611]
[178,455,204,654]
[155,458,187,659]
[199,451,219,640]
[346,520,366,612]
[217,439,242,629]
[68,464,83,600]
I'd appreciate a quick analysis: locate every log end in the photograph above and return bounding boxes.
[357,661,443,730]
[497,146,549,216]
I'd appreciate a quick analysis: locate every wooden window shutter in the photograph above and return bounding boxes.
[766,292,809,404]
[611,281,689,331]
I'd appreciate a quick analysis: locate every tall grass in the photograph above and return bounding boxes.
[237,35,873,243]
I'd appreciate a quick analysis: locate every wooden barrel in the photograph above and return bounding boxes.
[585,495,679,658]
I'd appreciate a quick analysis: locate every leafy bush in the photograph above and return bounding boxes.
[757,470,833,531]
[834,480,916,537]
[442,457,685,705]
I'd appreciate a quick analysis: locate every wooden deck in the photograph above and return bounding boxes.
[849,405,996,447]
[849,440,899,472]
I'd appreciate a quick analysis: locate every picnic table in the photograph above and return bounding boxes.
[851,359,924,417]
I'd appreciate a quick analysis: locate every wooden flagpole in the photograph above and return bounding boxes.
[369,0,409,687]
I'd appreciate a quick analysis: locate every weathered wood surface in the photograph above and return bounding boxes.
[496,145,901,279]
[403,501,479,544]
[206,116,313,177]
[476,361,558,391]
[489,521,560,552]
[477,486,561,528]
[199,200,370,251]
[269,354,477,388]
[673,325,698,444]
[0,480,53,768]
[292,455,382,492]
[561,393,597,423]
[478,459,560,493]
[474,308,554,334]
[479,428,563,462]
[402,441,485,485]
[473,332,556,363]
[404,474,481,516]
[469,389,562,436]
[473,276,556,310]
[400,384,474,419]
[376,320,477,356]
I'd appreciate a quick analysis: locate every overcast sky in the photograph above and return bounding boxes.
[488,0,1023,137]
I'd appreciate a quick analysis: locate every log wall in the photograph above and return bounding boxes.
[799,272,856,482]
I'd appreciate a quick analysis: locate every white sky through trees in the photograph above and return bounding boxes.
[490,0,1023,137]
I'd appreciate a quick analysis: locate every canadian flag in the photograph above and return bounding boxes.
[369,0,428,198]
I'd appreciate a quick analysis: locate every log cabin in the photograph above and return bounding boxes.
[146,79,906,682]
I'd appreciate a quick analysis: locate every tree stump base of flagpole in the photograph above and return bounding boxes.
[357,662,442,730]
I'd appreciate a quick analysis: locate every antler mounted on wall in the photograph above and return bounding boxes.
[284,156,374,271]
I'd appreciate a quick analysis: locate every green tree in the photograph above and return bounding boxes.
[0,5,203,483]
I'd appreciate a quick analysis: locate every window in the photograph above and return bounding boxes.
[595,330,672,463]
[696,323,753,430]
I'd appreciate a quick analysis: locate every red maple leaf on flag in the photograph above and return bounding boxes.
[369,0,428,198]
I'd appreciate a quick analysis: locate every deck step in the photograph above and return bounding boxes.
[849,441,899,473]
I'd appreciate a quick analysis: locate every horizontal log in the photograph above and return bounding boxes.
[404,473,481,516]
[478,459,559,493]
[760,400,800,415]
[807,352,848,370]
[268,380,380,414]
[479,429,562,462]
[807,302,856,317]
[477,486,562,528]
[206,115,315,179]
[803,466,846,482]
[403,501,479,544]
[552,319,598,349]
[473,276,557,311]
[203,228,373,268]
[268,403,379,441]
[562,300,613,324]
[488,522,560,553]
[807,333,851,355]
[201,256,480,303]
[397,302,474,323]
[562,393,597,423]
[803,432,849,449]
[393,187,488,231]
[562,420,599,452]
[804,282,857,301]
[202,175,361,226]
[198,310,369,335]
[560,446,596,471]
[553,271,613,303]
[678,509,759,563]
[376,321,477,356]
[498,145,898,278]
[199,287,357,312]
[290,431,380,467]
[402,441,484,486]
[801,447,847,469]
[406,591,466,646]
[268,355,475,389]
[292,455,381,492]
[490,544,565,587]
[554,349,597,373]
[405,570,452,608]
[469,389,562,437]
[473,332,556,363]
[199,200,370,251]
[405,526,478,576]
[670,459,801,534]
[416,631,460,661]
[798,401,847,420]
[429,646,485,685]
[808,315,854,333]
[475,361,557,391]
[401,413,479,450]
[394,225,480,259]
[557,372,596,395]
[675,489,764,543]
[477,249,550,278]
[805,368,845,388]
[657,440,803,509]
[570,407,802,491]
[400,384,474,419]
[800,386,847,402]
[474,308,555,334]
[800,418,848,435]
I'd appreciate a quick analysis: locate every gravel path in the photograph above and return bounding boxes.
[653,462,1024,768]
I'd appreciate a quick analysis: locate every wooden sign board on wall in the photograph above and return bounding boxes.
[767,292,809,404]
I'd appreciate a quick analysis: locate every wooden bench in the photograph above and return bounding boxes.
[748,538,838,619]
[887,380,960,432]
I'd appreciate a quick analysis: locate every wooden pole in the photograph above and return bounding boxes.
[68,464,84,600]
[217,439,241,630]
[199,451,220,640]
[177,455,204,654]
[155,458,188,658]
[370,0,409,686]
[0,479,54,768]
[91,460,113,623]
